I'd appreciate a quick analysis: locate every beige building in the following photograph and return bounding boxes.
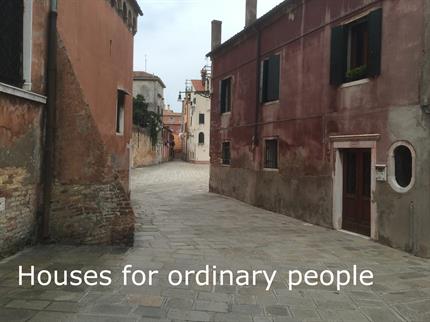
[132,71,166,167]
[182,80,211,163]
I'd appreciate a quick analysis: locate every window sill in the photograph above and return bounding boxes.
[340,78,370,88]
[116,132,124,137]
[221,112,231,116]
[263,168,279,172]
[0,82,47,104]
[221,163,231,167]
[262,100,280,107]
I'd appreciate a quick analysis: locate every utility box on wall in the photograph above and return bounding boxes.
[376,164,387,182]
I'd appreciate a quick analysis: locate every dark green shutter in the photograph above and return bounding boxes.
[330,25,347,85]
[220,80,226,113]
[262,59,269,102]
[368,8,382,77]
[269,55,280,101]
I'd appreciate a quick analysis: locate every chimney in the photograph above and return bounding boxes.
[245,0,257,27]
[211,20,222,51]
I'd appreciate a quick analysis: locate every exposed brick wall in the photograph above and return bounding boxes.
[50,182,134,246]
[0,168,39,257]
[0,94,44,258]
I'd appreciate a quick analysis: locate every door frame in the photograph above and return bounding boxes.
[330,134,380,240]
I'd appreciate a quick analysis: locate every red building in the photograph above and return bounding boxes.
[163,107,183,159]
[0,0,142,256]
[208,0,430,257]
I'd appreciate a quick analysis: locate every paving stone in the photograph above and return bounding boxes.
[198,292,230,302]
[265,305,290,316]
[45,301,80,313]
[5,299,50,310]
[194,300,229,312]
[167,309,212,321]
[28,311,75,322]
[213,312,253,322]
[0,308,36,322]
[133,305,164,318]
[86,304,133,315]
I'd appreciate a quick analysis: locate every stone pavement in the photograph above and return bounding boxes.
[1,161,430,321]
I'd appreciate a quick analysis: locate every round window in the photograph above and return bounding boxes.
[394,146,412,188]
[388,142,415,193]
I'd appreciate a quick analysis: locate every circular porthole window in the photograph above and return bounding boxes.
[388,141,416,193]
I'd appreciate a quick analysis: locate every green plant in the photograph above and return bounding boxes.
[133,95,162,146]
[345,65,368,82]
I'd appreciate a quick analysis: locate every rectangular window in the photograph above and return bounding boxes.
[0,0,24,87]
[116,90,126,134]
[261,54,280,103]
[264,139,278,169]
[330,9,382,85]
[222,142,231,165]
[220,77,232,114]
[199,113,205,124]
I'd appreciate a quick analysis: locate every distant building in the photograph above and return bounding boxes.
[208,0,430,257]
[182,80,211,163]
[132,71,166,167]
[0,0,142,256]
[163,106,183,159]
[133,71,166,115]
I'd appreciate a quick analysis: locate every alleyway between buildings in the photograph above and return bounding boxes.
[0,161,430,322]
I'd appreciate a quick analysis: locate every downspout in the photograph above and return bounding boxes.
[41,0,58,239]
[252,27,261,159]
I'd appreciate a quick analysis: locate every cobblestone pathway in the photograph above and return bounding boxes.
[0,161,430,321]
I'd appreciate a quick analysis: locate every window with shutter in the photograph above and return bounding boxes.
[262,54,280,103]
[220,77,232,114]
[0,0,24,87]
[330,8,382,85]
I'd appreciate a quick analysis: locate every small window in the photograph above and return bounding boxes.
[199,113,205,124]
[222,142,231,165]
[116,90,126,134]
[198,132,205,145]
[394,146,412,188]
[261,54,280,103]
[220,78,232,114]
[264,139,278,169]
[330,9,382,85]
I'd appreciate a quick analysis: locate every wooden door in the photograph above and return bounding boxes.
[342,149,371,236]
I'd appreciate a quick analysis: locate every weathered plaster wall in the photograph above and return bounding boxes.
[210,0,429,255]
[0,95,44,257]
[0,1,49,257]
[131,128,162,167]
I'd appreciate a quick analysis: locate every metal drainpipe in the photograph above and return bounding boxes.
[252,28,261,157]
[41,0,58,239]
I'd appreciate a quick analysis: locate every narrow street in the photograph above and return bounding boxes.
[0,162,429,322]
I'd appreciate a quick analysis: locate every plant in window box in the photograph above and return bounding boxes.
[345,65,368,82]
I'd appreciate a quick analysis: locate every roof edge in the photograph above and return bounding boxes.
[130,0,143,16]
[207,0,298,57]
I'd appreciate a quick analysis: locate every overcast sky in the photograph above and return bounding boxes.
[134,0,284,112]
